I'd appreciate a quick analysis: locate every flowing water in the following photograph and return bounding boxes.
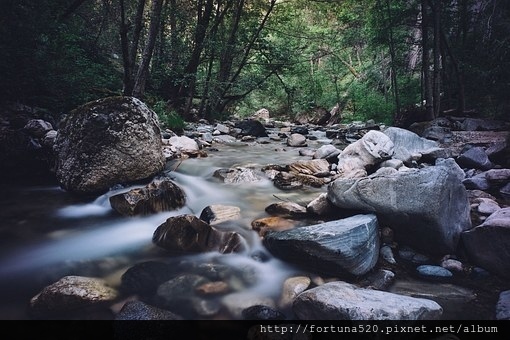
[0,134,502,320]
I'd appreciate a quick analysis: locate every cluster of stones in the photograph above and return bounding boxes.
[24,98,510,320]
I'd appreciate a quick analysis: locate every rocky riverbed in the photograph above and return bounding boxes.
[0,97,509,320]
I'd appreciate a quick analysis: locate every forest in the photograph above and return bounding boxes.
[1,0,509,126]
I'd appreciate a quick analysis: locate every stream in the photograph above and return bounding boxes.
[0,134,501,320]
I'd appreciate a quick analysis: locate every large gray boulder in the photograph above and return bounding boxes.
[263,214,379,277]
[327,158,471,254]
[54,96,165,194]
[383,126,438,155]
[293,281,442,320]
[461,208,510,279]
[337,130,394,178]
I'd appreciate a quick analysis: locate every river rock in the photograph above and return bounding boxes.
[155,274,210,315]
[293,281,442,320]
[153,214,247,254]
[278,276,311,310]
[29,276,119,318]
[251,217,299,237]
[252,108,270,122]
[456,146,493,170]
[389,279,476,319]
[416,265,453,281]
[109,178,186,216]
[474,198,500,215]
[195,281,230,296]
[235,119,268,137]
[359,269,395,290]
[496,290,510,320]
[54,96,165,194]
[287,133,307,147]
[265,201,308,218]
[306,193,334,216]
[501,183,510,200]
[23,119,53,138]
[461,208,510,279]
[336,130,394,178]
[289,159,330,177]
[241,305,286,320]
[380,245,396,264]
[213,167,262,184]
[169,135,199,153]
[263,214,379,277]
[200,204,241,225]
[328,158,472,254]
[383,126,438,155]
[313,145,341,162]
[115,300,183,320]
[462,173,491,190]
[273,172,304,190]
[120,261,178,295]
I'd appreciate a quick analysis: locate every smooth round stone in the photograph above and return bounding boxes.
[417,265,453,280]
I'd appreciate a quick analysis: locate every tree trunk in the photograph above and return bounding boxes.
[385,0,400,120]
[422,0,434,120]
[432,0,441,117]
[132,0,164,99]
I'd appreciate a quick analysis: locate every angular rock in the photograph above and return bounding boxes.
[337,130,394,178]
[306,193,335,216]
[265,201,308,218]
[199,204,241,225]
[328,159,472,254]
[462,173,491,190]
[29,276,119,318]
[263,214,379,277]
[235,119,268,137]
[313,145,341,162]
[287,133,307,147]
[213,167,262,184]
[273,172,303,190]
[293,281,442,320]
[54,96,165,194]
[115,300,183,320]
[153,214,246,254]
[484,169,510,183]
[23,119,53,138]
[109,178,186,216]
[288,159,330,177]
[457,147,493,170]
[462,208,510,279]
[383,127,438,155]
[169,135,199,153]
[252,108,270,122]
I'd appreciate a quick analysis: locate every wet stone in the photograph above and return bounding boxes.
[416,265,453,281]
[115,300,183,320]
[242,305,287,320]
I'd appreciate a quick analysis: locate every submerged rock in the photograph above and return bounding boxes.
[263,214,379,277]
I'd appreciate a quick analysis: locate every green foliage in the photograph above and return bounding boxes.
[152,101,186,130]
